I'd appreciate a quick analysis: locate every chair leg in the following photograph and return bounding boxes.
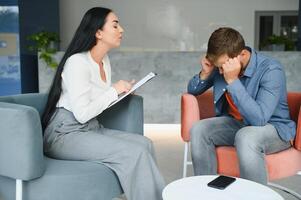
[183,142,193,178]
[268,182,301,200]
[16,179,23,200]
[183,142,188,178]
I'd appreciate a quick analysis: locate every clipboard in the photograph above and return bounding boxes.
[108,72,157,108]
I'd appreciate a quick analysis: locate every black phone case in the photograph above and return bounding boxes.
[207,175,236,190]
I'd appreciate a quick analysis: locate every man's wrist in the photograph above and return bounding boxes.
[199,70,211,80]
[226,76,240,84]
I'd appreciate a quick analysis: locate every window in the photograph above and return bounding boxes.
[255,11,298,50]
[0,6,21,95]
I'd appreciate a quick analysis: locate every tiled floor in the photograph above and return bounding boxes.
[144,124,301,200]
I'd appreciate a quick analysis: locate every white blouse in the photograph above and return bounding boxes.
[57,51,118,124]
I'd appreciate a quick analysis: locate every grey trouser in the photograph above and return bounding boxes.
[44,108,165,200]
[190,116,291,184]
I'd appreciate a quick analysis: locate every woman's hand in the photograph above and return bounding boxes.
[113,79,135,95]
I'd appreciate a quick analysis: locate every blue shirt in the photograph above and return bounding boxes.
[187,48,296,141]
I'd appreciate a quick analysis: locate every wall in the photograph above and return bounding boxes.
[40,51,301,123]
[59,0,298,51]
[109,51,301,123]
[56,0,300,123]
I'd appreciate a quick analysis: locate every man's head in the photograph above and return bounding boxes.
[206,27,245,68]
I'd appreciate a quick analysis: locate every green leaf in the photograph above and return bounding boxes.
[26,30,60,68]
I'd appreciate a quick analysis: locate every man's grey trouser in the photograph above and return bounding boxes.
[190,116,291,184]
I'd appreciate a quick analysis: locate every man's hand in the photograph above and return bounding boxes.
[199,57,215,80]
[222,55,242,84]
[113,79,135,95]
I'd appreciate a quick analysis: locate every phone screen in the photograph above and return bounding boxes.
[207,175,236,190]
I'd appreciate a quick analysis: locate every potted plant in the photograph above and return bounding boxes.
[27,30,60,68]
[27,31,61,93]
[261,34,294,51]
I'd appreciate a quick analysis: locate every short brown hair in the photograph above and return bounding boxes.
[206,27,245,63]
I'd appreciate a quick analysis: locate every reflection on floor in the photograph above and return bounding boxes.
[144,124,301,200]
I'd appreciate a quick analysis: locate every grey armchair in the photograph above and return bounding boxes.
[0,93,143,200]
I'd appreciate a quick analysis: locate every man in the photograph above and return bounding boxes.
[187,27,295,184]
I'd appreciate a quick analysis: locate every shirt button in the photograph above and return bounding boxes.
[214,101,216,104]
[222,88,226,92]
[201,81,204,84]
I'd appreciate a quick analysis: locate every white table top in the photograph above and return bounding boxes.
[162,175,283,200]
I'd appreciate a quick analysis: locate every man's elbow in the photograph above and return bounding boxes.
[187,85,199,95]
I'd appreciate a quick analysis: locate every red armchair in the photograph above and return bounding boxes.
[181,91,301,181]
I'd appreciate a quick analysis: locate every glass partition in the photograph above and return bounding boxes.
[0,6,21,95]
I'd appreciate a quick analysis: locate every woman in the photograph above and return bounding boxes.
[42,7,165,200]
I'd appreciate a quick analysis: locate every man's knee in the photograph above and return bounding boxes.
[234,126,263,151]
[190,119,213,142]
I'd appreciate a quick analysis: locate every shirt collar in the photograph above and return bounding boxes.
[242,46,257,78]
[87,51,107,69]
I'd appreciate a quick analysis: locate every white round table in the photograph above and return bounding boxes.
[162,175,283,200]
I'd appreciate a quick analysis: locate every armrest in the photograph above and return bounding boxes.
[0,93,48,117]
[181,93,200,142]
[181,91,215,142]
[295,106,301,150]
[0,102,45,181]
[97,95,144,135]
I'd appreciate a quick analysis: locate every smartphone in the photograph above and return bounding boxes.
[207,175,236,190]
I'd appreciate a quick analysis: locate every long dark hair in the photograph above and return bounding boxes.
[42,7,112,130]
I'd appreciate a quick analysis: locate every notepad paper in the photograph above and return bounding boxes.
[108,72,157,108]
